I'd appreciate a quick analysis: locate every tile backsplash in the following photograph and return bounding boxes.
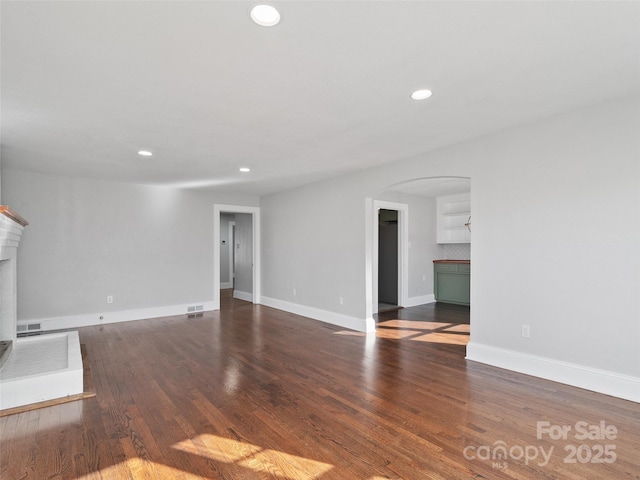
[444,243,470,260]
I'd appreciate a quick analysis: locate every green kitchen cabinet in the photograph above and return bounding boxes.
[434,262,470,306]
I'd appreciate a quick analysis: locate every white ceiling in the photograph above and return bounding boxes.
[2,1,639,196]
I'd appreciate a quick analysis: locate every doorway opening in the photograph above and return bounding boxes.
[378,209,400,312]
[213,205,261,311]
[219,213,253,303]
[369,200,408,319]
[365,176,471,327]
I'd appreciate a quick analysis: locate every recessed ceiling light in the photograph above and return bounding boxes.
[138,150,153,156]
[250,4,281,26]
[411,89,433,100]
[239,167,251,173]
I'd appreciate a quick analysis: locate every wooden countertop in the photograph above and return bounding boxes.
[433,259,470,264]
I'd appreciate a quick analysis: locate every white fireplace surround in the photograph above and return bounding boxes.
[0,208,84,410]
[0,212,24,344]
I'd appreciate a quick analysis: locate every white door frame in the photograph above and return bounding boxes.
[228,221,235,289]
[367,199,409,317]
[213,205,260,310]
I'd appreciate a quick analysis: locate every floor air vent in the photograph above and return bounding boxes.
[187,305,204,313]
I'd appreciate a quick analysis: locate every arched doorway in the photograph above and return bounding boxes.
[365,176,471,323]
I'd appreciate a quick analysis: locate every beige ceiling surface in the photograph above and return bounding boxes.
[2,1,639,195]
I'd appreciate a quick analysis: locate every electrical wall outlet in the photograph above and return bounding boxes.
[107,295,113,304]
[522,325,530,338]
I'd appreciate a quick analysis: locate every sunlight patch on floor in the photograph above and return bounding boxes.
[76,439,395,480]
[443,324,470,333]
[78,457,204,479]
[173,434,334,479]
[371,328,419,339]
[335,319,469,346]
[333,329,417,339]
[412,332,470,345]
[377,320,453,329]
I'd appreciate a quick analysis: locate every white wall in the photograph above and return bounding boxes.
[466,95,640,399]
[2,168,258,327]
[260,153,472,329]
[261,173,370,330]
[260,95,640,400]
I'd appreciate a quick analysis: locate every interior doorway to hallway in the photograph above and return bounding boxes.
[213,204,261,311]
[219,213,253,302]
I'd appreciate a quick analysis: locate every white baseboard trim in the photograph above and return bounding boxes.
[404,294,435,308]
[18,301,216,332]
[466,342,640,403]
[233,290,253,302]
[220,282,232,289]
[260,296,373,332]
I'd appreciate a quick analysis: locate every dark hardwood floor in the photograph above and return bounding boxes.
[1,295,639,479]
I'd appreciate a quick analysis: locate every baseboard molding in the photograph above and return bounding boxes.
[220,282,232,289]
[232,290,253,302]
[466,342,640,403]
[18,301,216,332]
[404,294,435,308]
[260,296,373,332]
